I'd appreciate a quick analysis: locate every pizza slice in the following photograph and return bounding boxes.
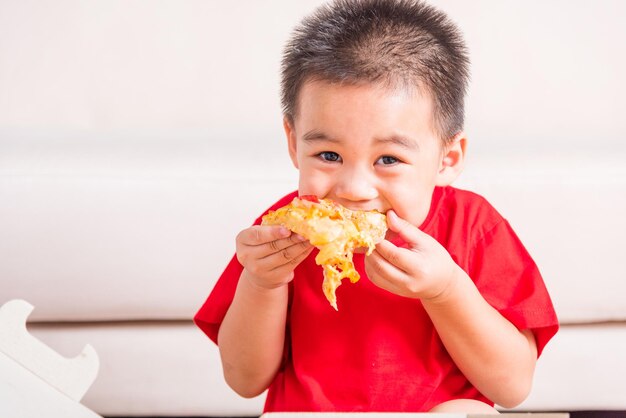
[261,195,388,310]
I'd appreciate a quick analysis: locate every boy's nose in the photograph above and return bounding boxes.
[335,168,378,202]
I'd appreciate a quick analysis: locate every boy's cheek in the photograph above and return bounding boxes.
[298,177,330,199]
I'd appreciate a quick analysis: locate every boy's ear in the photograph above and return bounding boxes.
[283,117,299,169]
[435,132,467,186]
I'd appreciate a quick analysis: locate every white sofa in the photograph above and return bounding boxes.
[1,1,625,416]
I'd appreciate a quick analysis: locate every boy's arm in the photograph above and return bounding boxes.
[218,270,289,398]
[421,269,537,408]
[217,226,312,398]
[365,211,537,408]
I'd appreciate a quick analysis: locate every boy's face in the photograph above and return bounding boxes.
[284,80,465,236]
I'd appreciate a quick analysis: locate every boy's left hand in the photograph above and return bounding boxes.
[364,210,461,302]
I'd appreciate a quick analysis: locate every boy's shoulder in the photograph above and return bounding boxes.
[425,186,505,239]
[436,185,495,210]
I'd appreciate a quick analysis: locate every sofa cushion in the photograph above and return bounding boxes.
[0,134,296,322]
[1,135,625,325]
[27,321,626,415]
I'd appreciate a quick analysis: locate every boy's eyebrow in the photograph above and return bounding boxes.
[374,135,419,150]
[302,130,419,150]
[302,130,339,143]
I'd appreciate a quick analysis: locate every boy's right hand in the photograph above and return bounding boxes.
[236,225,313,290]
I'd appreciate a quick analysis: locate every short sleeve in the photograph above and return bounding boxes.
[193,191,299,345]
[194,255,244,344]
[469,219,559,357]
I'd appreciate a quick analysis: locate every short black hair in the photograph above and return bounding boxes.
[281,0,470,143]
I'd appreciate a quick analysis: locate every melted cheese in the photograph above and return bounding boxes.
[262,196,387,310]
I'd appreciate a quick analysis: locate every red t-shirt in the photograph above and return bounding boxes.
[194,186,559,412]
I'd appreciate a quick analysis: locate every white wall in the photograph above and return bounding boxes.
[1,1,625,152]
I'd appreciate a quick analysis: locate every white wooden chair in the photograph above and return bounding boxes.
[0,299,102,417]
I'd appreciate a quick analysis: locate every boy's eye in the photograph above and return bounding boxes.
[377,155,399,165]
[318,151,342,162]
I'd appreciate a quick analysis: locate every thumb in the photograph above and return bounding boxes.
[386,210,428,248]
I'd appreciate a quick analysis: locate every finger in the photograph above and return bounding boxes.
[261,241,314,275]
[237,229,301,269]
[386,210,429,248]
[238,225,300,258]
[258,238,312,270]
[254,232,309,260]
[372,239,417,275]
[276,243,315,270]
[239,225,291,246]
[264,236,311,262]
[365,248,410,294]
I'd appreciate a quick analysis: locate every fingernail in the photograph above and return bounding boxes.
[278,227,291,237]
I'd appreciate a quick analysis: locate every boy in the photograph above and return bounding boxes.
[195,0,558,413]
